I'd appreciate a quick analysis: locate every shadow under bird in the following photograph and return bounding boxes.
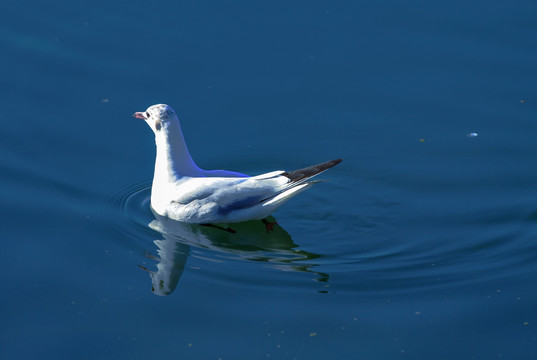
[133,104,342,224]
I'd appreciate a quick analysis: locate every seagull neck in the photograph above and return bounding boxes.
[153,124,201,182]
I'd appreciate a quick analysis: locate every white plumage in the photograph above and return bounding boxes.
[134,104,341,224]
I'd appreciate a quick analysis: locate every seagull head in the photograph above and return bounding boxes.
[133,104,177,133]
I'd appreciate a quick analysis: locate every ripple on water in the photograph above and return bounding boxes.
[104,174,537,298]
[105,180,332,296]
[308,172,537,299]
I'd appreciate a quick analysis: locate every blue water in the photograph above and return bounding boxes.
[2,0,537,359]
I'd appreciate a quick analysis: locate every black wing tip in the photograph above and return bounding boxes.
[282,158,343,182]
[329,158,343,166]
[312,158,343,170]
[313,158,343,171]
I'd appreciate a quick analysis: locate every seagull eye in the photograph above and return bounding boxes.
[145,112,150,118]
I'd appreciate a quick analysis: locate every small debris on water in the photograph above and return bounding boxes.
[467,132,478,138]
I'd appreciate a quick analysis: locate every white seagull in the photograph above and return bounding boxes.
[134,104,342,225]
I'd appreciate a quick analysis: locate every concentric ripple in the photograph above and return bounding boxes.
[103,179,333,295]
[104,179,155,241]
[103,173,537,298]
[305,172,537,298]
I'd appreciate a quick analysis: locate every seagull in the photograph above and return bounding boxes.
[133,104,342,224]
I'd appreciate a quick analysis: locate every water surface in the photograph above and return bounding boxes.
[2,1,537,359]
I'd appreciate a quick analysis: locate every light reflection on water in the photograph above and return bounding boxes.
[107,182,330,296]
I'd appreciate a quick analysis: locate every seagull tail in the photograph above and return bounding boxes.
[281,158,342,184]
[261,159,342,209]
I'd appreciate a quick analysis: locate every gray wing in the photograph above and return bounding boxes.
[216,158,343,215]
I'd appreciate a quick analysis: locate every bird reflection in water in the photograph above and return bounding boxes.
[139,211,328,296]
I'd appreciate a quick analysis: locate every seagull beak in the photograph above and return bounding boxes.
[133,112,147,120]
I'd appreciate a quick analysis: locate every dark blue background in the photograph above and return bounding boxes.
[2,1,537,359]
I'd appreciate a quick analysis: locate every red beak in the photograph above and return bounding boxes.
[133,112,147,119]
